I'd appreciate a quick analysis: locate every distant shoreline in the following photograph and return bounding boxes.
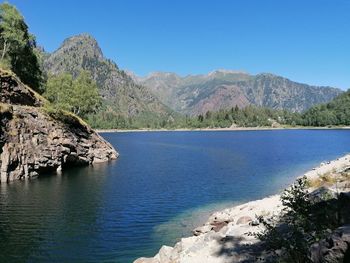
[96,126,350,133]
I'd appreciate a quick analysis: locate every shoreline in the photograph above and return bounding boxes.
[96,126,350,133]
[135,153,350,263]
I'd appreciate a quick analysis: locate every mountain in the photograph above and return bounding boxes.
[40,34,343,121]
[136,70,343,115]
[41,34,174,123]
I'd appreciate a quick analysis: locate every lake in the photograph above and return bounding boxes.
[0,130,349,263]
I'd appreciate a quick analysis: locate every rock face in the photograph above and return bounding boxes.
[0,69,118,182]
[0,70,43,107]
[309,225,350,263]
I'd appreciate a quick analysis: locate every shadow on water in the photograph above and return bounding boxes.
[0,162,111,263]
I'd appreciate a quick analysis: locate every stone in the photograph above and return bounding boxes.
[133,258,159,263]
[236,216,253,225]
[309,187,337,203]
[250,220,260,226]
[192,225,213,236]
[211,221,229,232]
[309,225,350,263]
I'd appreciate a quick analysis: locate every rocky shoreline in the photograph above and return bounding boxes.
[135,154,350,263]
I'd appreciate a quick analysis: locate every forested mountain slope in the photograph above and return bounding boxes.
[137,70,343,115]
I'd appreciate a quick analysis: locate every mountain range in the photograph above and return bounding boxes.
[39,33,343,121]
[135,70,343,115]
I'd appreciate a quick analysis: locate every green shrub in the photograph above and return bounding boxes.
[255,177,341,263]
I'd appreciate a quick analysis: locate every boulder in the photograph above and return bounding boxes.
[211,221,229,232]
[236,216,253,225]
[309,187,337,203]
[192,225,213,236]
[309,225,350,263]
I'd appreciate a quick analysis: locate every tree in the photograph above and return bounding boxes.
[71,70,101,116]
[44,71,101,118]
[0,2,43,92]
[44,73,73,111]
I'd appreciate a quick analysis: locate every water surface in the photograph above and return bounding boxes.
[0,130,350,262]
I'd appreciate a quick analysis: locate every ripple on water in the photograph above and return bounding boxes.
[0,130,350,263]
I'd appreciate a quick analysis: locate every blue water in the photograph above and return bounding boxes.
[0,130,349,263]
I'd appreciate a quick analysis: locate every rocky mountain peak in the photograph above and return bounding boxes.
[60,33,103,59]
[44,33,107,77]
[208,69,248,77]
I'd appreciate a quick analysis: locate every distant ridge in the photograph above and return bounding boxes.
[38,33,343,118]
[136,71,343,115]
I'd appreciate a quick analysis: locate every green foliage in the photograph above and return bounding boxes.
[86,105,175,130]
[301,90,350,126]
[44,72,73,111]
[149,106,302,130]
[255,177,342,263]
[70,70,101,116]
[44,71,101,118]
[0,2,43,92]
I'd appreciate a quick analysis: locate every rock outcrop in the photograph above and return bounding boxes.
[0,69,118,182]
[309,225,350,263]
[0,70,44,107]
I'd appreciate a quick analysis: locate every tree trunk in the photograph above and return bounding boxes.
[1,40,7,61]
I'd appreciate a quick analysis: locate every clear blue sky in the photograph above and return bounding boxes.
[8,0,350,89]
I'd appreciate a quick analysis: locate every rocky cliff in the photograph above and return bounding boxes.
[0,69,118,182]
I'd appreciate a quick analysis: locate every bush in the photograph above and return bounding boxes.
[255,177,342,263]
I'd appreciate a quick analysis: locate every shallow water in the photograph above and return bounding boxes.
[0,130,349,262]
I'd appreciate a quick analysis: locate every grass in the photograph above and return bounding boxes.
[319,172,337,184]
[306,171,337,188]
[340,169,350,180]
[42,104,90,131]
[0,103,12,114]
[306,166,350,189]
